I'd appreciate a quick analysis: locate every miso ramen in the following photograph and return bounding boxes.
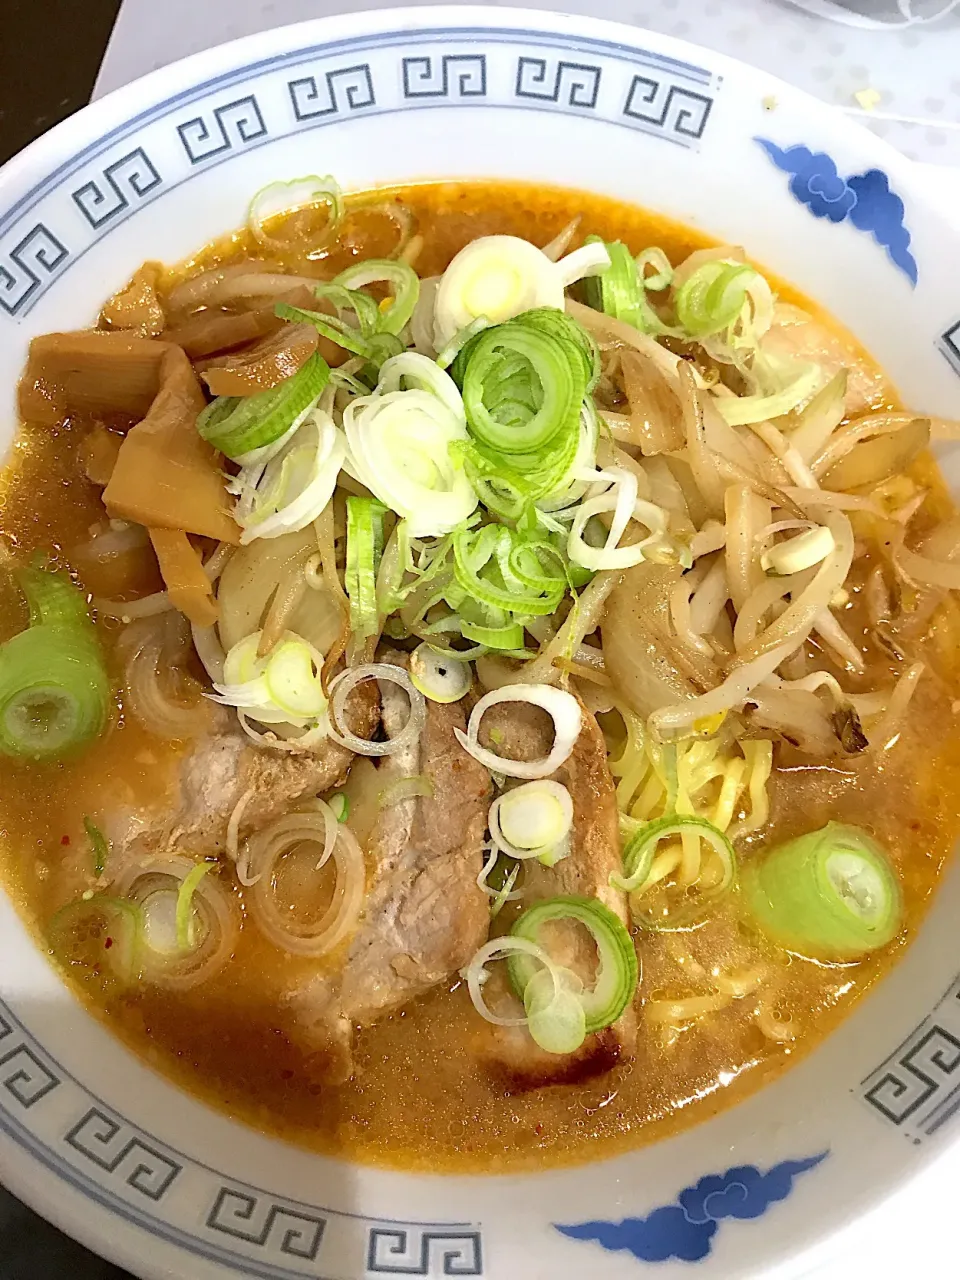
[2,180,960,1173]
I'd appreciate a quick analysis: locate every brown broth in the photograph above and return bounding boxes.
[0,180,957,1174]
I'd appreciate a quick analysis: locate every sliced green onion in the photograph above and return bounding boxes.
[311,282,382,337]
[713,363,822,427]
[453,524,565,617]
[436,317,492,370]
[761,525,835,576]
[613,813,736,893]
[524,965,587,1053]
[409,642,472,703]
[583,238,680,336]
[459,614,528,651]
[508,895,637,1036]
[197,350,330,463]
[458,321,583,455]
[344,360,478,537]
[334,259,420,335]
[742,822,903,960]
[345,496,387,649]
[328,792,350,822]
[378,775,435,807]
[210,630,327,728]
[264,637,327,717]
[434,234,608,349]
[19,564,91,629]
[275,300,377,363]
[676,261,759,339]
[489,780,573,862]
[175,862,212,952]
[247,175,342,254]
[516,306,601,391]
[83,816,109,878]
[0,567,109,762]
[232,407,344,542]
[49,894,143,985]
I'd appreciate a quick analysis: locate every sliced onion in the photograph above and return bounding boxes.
[454,684,581,779]
[489,780,573,861]
[111,855,238,990]
[245,802,364,957]
[650,641,796,739]
[124,616,212,740]
[328,663,425,757]
[461,935,561,1027]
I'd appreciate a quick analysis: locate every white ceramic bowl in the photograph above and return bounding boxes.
[1,7,959,1278]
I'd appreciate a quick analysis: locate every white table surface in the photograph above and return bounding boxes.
[92,2,960,1277]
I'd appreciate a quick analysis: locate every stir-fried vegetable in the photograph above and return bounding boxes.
[0,566,110,762]
[17,172,952,1094]
[742,822,903,960]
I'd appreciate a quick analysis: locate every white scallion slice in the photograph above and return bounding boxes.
[489,780,573,861]
[524,966,587,1054]
[455,685,582,780]
[209,630,327,729]
[232,408,344,543]
[433,235,610,349]
[461,936,562,1028]
[343,366,478,536]
[409,642,473,703]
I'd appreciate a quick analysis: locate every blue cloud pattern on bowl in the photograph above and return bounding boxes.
[556,1152,828,1264]
[756,138,917,285]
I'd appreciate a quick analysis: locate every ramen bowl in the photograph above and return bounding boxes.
[1,6,959,1278]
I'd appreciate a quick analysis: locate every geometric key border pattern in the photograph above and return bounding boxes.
[0,997,480,1278]
[0,23,721,320]
[860,969,960,1145]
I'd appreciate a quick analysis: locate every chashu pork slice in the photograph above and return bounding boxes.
[112,681,380,867]
[288,665,492,1080]
[473,698,639,1088]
